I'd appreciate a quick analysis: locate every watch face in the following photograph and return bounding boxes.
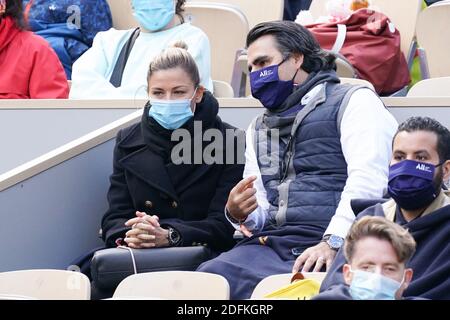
[169,228,180,245]
[328,235,344,249]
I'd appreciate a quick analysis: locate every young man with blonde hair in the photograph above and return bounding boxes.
[314,216,416,300]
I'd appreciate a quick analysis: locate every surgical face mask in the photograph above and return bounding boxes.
[249,58,299,110]
[388,160,442,211]
[132,0,175,32]
[349,269,403,300]
[148,89,197,130]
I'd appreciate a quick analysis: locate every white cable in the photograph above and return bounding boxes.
[118,246,138,274]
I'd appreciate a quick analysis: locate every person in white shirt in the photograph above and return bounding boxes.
[70,0,213,99]
[197,21,398,299]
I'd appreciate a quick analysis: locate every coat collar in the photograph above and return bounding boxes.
[117,123,146,149]
[119,146,179,200]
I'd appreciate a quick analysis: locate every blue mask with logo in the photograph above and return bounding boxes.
[132,0,175,32]
[148,89,197,130]
[249,59,299,110]
[388,160,439,210]
[349,269,403,300]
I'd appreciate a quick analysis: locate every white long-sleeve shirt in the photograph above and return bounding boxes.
[227,84,398,238]
[70,23,213,99]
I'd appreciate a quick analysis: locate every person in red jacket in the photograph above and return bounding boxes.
[0,0,69,99]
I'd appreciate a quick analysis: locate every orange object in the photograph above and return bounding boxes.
[350,0,369,11]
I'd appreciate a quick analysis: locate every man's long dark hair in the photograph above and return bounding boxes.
[246,20,336,73]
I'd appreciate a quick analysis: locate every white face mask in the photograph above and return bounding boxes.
[349,268,405,300]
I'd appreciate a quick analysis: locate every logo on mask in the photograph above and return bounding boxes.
[416,163,432,172]
[260,69,273,78]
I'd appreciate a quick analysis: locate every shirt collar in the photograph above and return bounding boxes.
[383,190,450,222]
[300,83,324,105]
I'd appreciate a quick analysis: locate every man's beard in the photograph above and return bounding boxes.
[433,166,444,194]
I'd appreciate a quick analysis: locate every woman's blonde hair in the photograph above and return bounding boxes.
[147,41,200,87]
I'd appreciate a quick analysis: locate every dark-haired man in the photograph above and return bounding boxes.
[320,116,450,299]
[198,21,397,299]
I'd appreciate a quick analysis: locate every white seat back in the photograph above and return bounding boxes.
[184,2,248,84]
[407,77,450,97]
[107,0,138,29]
[114,271,230,300]
[213,80,234,98]
[0,269,90,300]
[416,3,450,78]
[188,0,284,28]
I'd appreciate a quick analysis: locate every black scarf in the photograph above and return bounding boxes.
[141,91,220,163]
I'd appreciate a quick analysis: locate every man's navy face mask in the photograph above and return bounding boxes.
[388,159,442,210]
[249,58,299,110]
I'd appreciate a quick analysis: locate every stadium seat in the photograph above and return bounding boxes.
[250,272,327,299]
[0,294,37,300]
[188,0,284,29]
[184,2,248,87]
[416,3,450,79]
[335,55,357,78]
[106,0,138,29]
[407,77,450,97]
[0,269,90,300]
[213,80,234,98]
[113,271,230,300]
[430,0,450,7]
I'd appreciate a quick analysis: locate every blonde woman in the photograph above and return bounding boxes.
[102,42,243,254]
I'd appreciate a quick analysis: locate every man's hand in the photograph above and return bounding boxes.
[292,242,337,273]
[124,211,169,248]
[226,176,258,222]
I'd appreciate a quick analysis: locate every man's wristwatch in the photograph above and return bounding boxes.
[167,227,181,247]
[322,234,344,251]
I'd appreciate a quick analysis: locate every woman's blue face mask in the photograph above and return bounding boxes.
[148,88,197,130]
[132,0,175,32]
